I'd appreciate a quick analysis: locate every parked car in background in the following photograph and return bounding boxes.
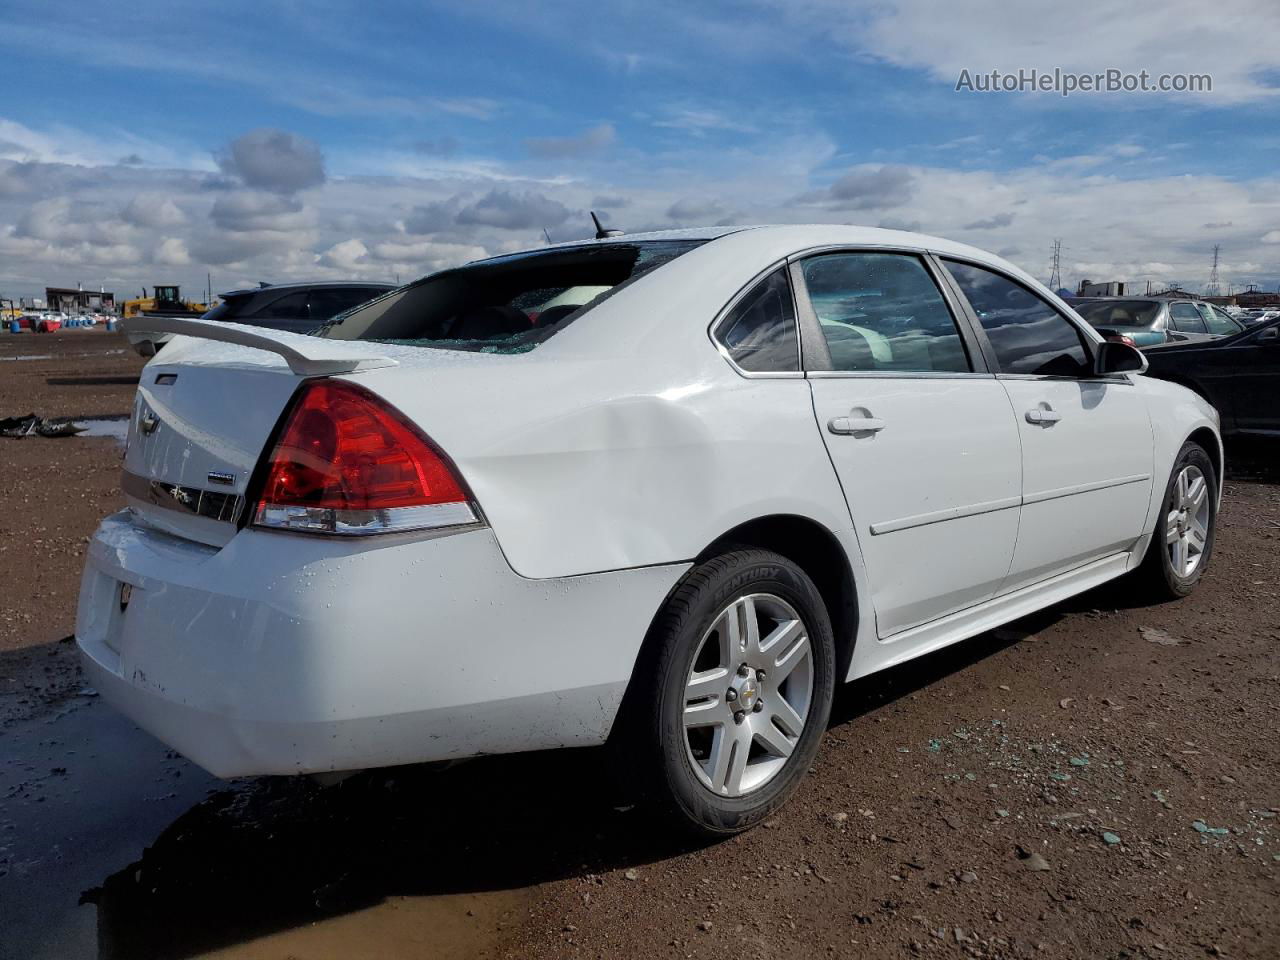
[91,225,1220,835]
[126,281,395,355]
[202,281,397,335]
[1143,315,1280,437]
[1237,308,1280,326]
[1067,297,1243,347]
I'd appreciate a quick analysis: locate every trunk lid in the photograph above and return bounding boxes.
[119,319,400,547]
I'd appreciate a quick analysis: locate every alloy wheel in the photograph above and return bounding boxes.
[1166,464,1210,577]
[681,593,814,797]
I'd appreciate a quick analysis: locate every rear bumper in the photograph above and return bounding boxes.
[76,511,686,778]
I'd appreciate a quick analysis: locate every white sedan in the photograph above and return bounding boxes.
[80,225,1220,834]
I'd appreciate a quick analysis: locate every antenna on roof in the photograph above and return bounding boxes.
[590,211,623,240]
[543,227,553,245]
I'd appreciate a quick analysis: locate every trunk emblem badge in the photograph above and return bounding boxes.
[207,471,236,486]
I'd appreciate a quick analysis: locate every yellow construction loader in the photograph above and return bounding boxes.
[121,285,209,319]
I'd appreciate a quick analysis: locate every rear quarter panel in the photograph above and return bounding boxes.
[354,356,854,580]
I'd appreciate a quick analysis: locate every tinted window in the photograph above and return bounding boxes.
[800,253,970,373]
[320,241,704,353]
[945,261,1090,377]
[716,269,799,372]
[1169,303,1207,333]
[257,291,310,320]
[1199,303,1241,336]
[309,287,384,321]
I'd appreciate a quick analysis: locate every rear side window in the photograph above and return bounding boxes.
[318,241,704,353]
[1071,299,1160,329]
[944,260,1091,377]
[1169,303,1207,334]
[257,291,310,320]
[715,269,799,372]
[800,252,970,373]
[309,287,385,321]
[1199,303,1241,336]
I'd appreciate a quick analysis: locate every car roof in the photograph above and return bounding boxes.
[220,280,396,298]
[514,223,1032,276]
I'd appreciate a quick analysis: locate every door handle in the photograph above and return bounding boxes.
[1025,405,1062,425]
[828,415,886,435]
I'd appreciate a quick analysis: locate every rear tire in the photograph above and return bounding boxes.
[620,549,836,836]
[1134,441,1217,600]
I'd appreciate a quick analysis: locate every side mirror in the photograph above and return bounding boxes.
[1258,325,1279,344]
[1094,340,1147,376]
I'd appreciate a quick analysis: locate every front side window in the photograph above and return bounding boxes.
[799,253,970,373]
[944,260,1091,377]
[1169,303,1207,334]
[716,268,799,372]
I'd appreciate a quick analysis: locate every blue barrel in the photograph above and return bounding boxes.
[105,317,117,332]
[8,319,20,334]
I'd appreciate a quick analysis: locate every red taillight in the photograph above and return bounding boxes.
[253,380,477,535]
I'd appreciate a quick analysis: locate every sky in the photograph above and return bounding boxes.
[2,0,1279,303]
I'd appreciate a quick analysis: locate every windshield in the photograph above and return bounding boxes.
[1071,300,1161,329]
[316,240,705,353]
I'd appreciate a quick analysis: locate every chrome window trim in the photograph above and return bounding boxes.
[995,373,1135,385]
[807,370,995,380]
[707,257,805,379]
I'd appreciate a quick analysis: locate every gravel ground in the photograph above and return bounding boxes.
[0,329,1276,960]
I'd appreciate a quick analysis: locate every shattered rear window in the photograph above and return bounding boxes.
[315,241,704,353]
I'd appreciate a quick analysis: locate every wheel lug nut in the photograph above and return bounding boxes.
[738,664,752,677]
[725,688,737,702]
[756,669,766,681]
[734,710,746,724]
[752,700,764,713]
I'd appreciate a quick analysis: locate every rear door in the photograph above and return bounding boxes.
[796,250,1022,637]
[940,259,1154,592]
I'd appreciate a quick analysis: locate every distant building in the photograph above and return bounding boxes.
[45,287,116,313]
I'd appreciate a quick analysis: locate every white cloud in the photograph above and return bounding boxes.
[810,0,1280,104]
[217,129,326,194]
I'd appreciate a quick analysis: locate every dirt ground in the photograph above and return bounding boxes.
[1,328,1277,960]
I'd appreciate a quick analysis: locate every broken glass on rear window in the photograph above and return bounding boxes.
[315,241,704,353]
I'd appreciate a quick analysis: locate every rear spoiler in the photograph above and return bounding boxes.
[121,316,398,376]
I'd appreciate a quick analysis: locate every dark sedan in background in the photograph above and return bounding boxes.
[1143,317,1280,437]
[202,280,396,335]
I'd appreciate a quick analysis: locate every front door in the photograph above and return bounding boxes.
[796,251,1022,637]
[941,259,1154,592]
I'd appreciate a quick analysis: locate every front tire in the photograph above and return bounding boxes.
[625,548,836,836]
[1135,441,1217,599]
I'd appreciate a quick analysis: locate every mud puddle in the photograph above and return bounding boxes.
[1,696,532,959]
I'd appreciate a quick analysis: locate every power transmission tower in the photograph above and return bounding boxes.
[1206,245,1221,297]
[1049,239,1062,290]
